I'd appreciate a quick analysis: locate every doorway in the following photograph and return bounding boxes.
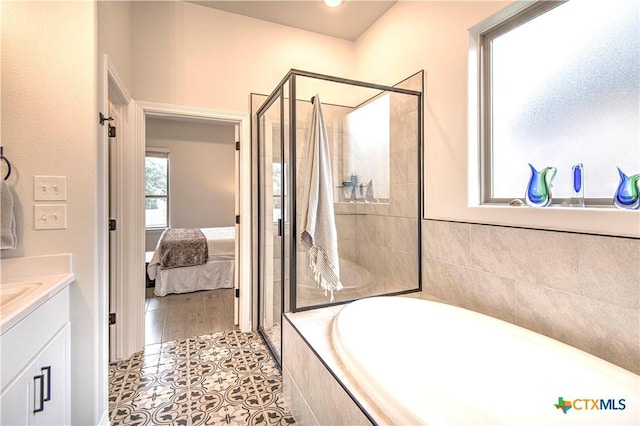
[142,116,239,344]
[103,65,251,363]
[100,65,252,426]
[124,101,252,361]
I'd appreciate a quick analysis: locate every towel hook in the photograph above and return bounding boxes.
[0,147,11,181]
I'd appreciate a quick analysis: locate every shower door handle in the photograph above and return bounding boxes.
[277,219,283,237]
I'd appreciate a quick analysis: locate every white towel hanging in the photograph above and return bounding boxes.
[299,94,343,301]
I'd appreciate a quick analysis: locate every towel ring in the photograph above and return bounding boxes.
[0,147,11,181]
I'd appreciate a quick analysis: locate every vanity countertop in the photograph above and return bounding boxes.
[0,254,74,335]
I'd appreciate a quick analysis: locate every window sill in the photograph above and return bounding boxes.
[465,204,640,238]
[482,202,622,211]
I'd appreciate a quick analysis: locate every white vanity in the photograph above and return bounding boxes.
[0,254,74,425]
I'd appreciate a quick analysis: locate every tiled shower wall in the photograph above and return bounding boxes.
[332,73,422,295]
[295,88,420,301]
[421,219,640,374]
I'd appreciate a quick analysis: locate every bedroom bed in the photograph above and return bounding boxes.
[147,227,235,297]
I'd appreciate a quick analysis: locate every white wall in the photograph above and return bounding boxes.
[355,1,639,238]
[98,1,132,91]
[1,2,103,424]
[145,118,236,250]
[130,1,356,111]
[355,0,508,220]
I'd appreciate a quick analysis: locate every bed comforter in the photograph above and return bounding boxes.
[158,228,208,269]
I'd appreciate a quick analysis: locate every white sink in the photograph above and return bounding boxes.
[0,282,43,308]
[0,254,74,334]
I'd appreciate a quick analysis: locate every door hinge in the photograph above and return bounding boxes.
[235,215,240,224]
[109,219,116,231]
[235,141,240,151]
[108,124,116,138]
[99,112,114,126]
[109,313,116,325]
[235,289,240,298]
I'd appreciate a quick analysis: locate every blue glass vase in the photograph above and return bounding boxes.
[571,163,584,207]
[525,163,557,207]
[613,167,640,209]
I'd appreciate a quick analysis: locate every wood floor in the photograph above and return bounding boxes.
[144,287,236,345]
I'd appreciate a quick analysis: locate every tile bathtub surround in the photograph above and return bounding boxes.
[422,219,640,374]
[109,330,295,426]
[282,310,385,426]
[283,292,442,426]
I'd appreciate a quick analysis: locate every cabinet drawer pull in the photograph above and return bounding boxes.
[33,374,45,413]
[41,366,51,402]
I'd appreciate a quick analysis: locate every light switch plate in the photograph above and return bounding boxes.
[34,176,67,201]
[34,204,67,230]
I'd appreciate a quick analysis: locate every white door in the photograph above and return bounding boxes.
[234,124,240,326]
[108,101,121,361]
[0,325,70,426]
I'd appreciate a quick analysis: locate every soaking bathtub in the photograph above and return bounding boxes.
[332,297,640,425]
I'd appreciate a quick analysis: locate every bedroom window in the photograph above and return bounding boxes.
[480,0,639,205]
[145,150,169,228]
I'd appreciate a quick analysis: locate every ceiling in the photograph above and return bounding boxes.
[188,1,397,41]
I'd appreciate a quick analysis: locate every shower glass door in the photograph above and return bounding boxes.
[258,92,285,362]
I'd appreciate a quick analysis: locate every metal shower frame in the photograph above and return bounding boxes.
[256,69,424,363]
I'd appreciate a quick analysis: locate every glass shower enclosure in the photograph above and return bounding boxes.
[257,69,423,364]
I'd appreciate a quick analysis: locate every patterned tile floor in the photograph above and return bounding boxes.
[109,330,296,426]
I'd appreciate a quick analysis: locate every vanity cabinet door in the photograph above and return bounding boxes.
[0,357,38,425]
[34,323,70,426]
[0,323,70,426]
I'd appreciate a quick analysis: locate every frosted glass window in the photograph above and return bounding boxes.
[486,0,639,202]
